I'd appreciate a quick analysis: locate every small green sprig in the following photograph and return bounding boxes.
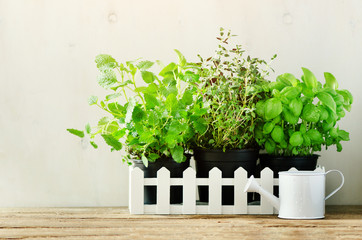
[255,68,353,156]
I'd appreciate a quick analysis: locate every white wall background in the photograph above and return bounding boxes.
[0,0,361,207]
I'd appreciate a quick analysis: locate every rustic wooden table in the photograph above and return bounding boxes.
[0,206,360,239]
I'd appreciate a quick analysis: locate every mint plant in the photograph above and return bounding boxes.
[67,50,207,166]
[193,28,275,150]
[255,68,353,156]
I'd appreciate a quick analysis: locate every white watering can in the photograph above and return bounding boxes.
[244,170,344,219]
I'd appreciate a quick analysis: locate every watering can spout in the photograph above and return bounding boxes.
[243,175,280,211]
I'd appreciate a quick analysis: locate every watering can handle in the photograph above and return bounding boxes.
[325,170,345,200]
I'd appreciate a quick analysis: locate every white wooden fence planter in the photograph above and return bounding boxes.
[129,166,324,215]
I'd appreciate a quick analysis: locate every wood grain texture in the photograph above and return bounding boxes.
[0,206,360,240]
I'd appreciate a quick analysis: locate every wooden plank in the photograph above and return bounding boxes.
[260,167,274,214]
[0,206,360,240]
[208,167,222,214]
[234,167,247,214]
[156,167,170,214]
[183,167,196,214]
[129,167,144,214]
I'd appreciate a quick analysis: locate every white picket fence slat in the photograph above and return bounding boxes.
[129,166,324,215]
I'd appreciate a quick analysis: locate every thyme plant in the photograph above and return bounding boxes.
[194,28,275,150]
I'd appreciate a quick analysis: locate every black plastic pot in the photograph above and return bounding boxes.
[193,148,259,205]
[132,155,190,204]
[258,154,319,196]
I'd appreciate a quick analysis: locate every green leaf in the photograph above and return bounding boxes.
[329,128,338,138]
[280,86,301,99]
[317,105,329,120]
[264,98,282,120]
[302,134,311,146]
[141,71,155,83]
[85,123,91,134]
[292,148,299,155]
[193,118,208,134]
[171,145,184,163]
[117,80,134,88]
[134,87,148,93]
[256,101,265,117]
[101,134,123,151]
[265,139,276,154]
[289,98,303,116]
[271,126,284,143]
[276,73,298,86]
[322,121,334,131]
[105,93,122,101]
[144,93,158,109]
[159,62,177,77]
[125,98,136,124]
[317,92,336,113]
[90,141,98,149]
[95,54,117,70]
[338,130,350,141]
[141,154,149,167]
[283,108,299,124]
[148,153,160,162]
[174,49,186,66]
[336,142,343,152]
[301,67,317,89]
[136,60,154,70]
[88,95,98,105]
[263,122,275,134]
[337,89,353,105]
[67,129,84,138]
[324,72,338,90]
[97,69,117,89]
[98,116,110,127]
[306,129,323,144]
[132,106,145,123]
[181,90,193,105]
[289,131,303,147]
[139,131,155,144]
[181,71,200,83]
[113,128,127,140]
[302,103,320,123]
[165,93,178,111]
[108,102,125,115]
[103,121,119,134]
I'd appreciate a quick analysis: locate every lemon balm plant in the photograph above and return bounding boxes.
[255,68,353,177]
[67,50,205,167]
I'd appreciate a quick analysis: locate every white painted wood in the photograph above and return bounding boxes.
[234,167,248,214]
[183,167,196,214]
[260,167,274,214]
[156,167,170,214]
[129,166,324,215]
[129,167,144,214]
[208,167,222,214]
[196,178,209,185]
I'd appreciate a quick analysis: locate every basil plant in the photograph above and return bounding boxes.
[68,50,208,166]
[255,68,353,156]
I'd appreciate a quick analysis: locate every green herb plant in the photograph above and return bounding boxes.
[67,50,207,166]
[255,68,353,156]
[193,28,275,150]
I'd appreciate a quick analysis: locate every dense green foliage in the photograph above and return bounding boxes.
[255,68,353,156]
[67,51,208,166]
[193,28,275,150]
